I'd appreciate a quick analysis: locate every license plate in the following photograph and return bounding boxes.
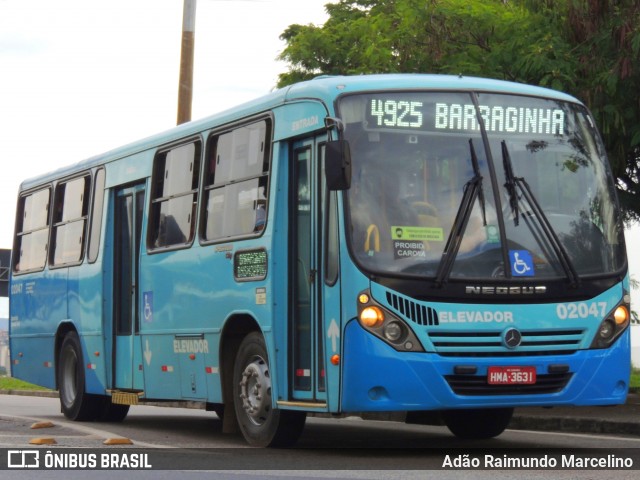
[487,366,536,385]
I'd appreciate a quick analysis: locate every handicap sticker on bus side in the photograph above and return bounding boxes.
[143,291,153,323]
[509,250,534,277]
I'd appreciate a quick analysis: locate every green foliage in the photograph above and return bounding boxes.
[0,376,51,391]
[278,0,640,221]
[631,369,640,390]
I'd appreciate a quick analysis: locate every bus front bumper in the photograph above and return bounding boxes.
[341,320,630,412]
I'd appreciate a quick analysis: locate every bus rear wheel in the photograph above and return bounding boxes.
[233,332,306,447]
[99,400,130,422]
[58,331,103,421]
[443,407,513,439]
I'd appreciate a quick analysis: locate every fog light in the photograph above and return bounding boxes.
[598,320,615,339]
[383,321,403,342]
[360,306,384,328]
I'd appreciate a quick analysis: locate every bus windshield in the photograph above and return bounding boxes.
[340,91,626,281]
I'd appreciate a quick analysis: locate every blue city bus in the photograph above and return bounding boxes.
[9,74,630,446]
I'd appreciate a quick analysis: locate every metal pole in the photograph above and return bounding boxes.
[177,0,196,125]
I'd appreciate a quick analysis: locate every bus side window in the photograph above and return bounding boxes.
[50,175,91,267]
[202,119,271,241]
[148,140,201,249]
[13,187,51,273]
[87,168,106,263]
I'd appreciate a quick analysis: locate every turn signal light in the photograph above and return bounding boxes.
[613,306,629,325]
[360,306,384,328]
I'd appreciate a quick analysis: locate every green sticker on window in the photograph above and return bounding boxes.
[486,224,500,243]
[391,226,444,242]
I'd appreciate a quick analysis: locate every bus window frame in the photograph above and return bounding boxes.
[12,185,52,275]
[199,114,273,246]
[146,135,203,254]
[48,172,92,269]
[87,167,106,264]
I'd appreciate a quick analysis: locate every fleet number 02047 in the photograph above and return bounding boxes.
[556,302,607,320]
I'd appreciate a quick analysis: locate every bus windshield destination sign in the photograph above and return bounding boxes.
[367,98,565,135]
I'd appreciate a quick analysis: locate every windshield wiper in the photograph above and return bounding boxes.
[500,141,580,287]
[434,139,486,287]
[502,141,520,226]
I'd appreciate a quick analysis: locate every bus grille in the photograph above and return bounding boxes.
[385,292,439,326]
[428,329,584,356]
[444,372,573,396]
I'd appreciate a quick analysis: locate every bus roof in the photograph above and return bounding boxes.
[19,74,581,191]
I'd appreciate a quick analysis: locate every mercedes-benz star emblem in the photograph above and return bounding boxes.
[503,328,522,348]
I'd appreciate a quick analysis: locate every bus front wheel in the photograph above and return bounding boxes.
[443,407,514,439]
[233,332,306,447]
[58,331,103,421]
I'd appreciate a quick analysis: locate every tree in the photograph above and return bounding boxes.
[562,0,640,223]
[278,0,640,222]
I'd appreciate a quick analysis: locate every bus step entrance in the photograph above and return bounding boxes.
[108,390,144,406]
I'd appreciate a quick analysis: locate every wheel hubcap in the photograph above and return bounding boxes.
[60,347,77,408]
[238,356,271,426]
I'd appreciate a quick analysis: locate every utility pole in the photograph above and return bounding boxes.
[177,0,196,125]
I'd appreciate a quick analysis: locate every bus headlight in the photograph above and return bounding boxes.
[360,306,384,328]
[591,302,630,349]
[356,290,424,352]
[598,320,615,340]
[613,306,629,325]
[383,321,404,342]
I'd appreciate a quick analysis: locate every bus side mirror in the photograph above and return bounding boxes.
[325,139,351,191]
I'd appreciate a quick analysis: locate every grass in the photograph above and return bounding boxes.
[631,369,640,391]
[0,376,52,391]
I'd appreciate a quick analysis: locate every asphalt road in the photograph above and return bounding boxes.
[1,394,640,479]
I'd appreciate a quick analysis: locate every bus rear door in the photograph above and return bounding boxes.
[112,184,146,392]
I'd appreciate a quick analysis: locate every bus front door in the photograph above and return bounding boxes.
[112,184,145,391]
[290,137,340,408]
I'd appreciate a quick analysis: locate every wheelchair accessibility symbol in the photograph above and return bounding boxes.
[143,291,153,323]
[509,250,534,277]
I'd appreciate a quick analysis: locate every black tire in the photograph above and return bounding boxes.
[212,404,225,421]
[443,407,514,439]
[233,332,306,447]
[57,331,103,421]
[98,400,130,422]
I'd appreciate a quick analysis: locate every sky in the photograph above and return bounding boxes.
[0,0,330,248]
[0,0,638,323]
[0,0,330,316]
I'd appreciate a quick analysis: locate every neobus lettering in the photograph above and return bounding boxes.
[465,285,547,295]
